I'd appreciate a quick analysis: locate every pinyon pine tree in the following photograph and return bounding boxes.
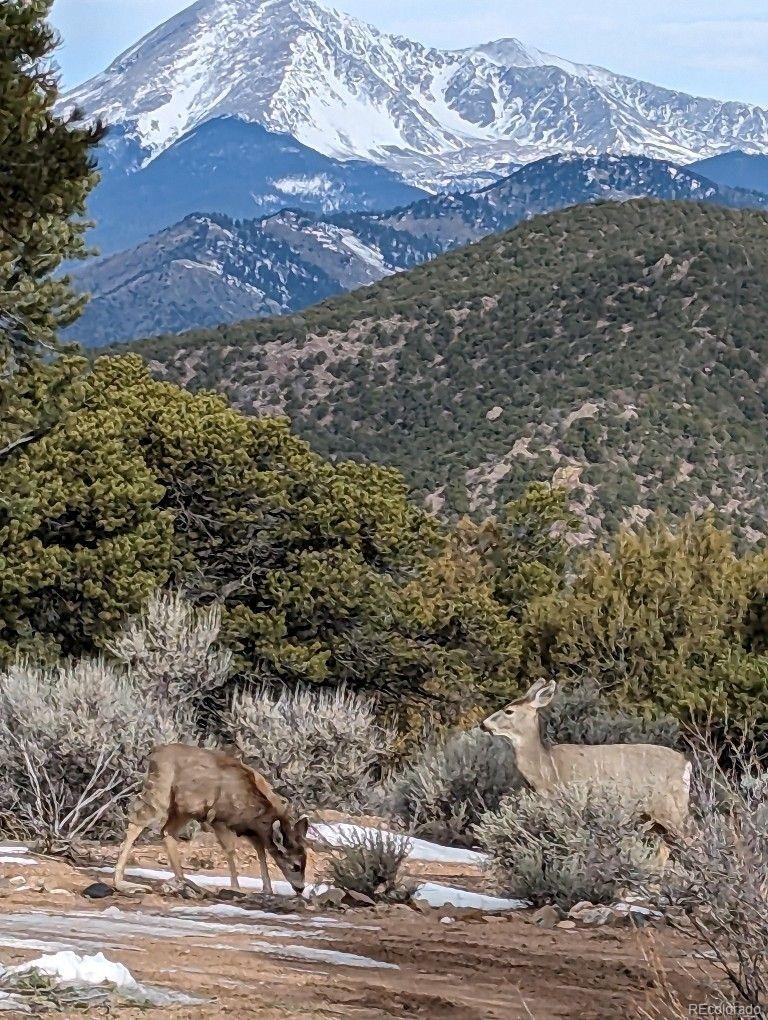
[0,0,104,370]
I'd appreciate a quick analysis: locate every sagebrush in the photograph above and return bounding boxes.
[0,658,186,846]
[664,744,768,1014]
[325,827,412,901]
[107,590,232,712]
[389,729,523,847]
[476,781,662,909]
[225,684,395,811]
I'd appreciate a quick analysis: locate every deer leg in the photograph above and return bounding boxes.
[162,831,186,884]
[162,816,204,897]
[114,822,148,894]
[211,823,241,891]
[255,843,273,895]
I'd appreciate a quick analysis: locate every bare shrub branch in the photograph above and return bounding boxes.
[0,658,187,846]
[107,589,232,708]
[662,738,768,1015]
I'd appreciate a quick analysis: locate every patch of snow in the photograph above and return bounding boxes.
[170,903,368,930]
[246,940,398,970]
[101,866,306,897]
[174,258,224,276]
[0,844,37,866]
[0,991,25,1013]
[310,822,488,866]
[336,232,391,274]
[9,951,138,990]
[0,905,393,974]
[0,937,78,954]
[273,174,333,197]
[414,882,528,912]
[63,905,322,942]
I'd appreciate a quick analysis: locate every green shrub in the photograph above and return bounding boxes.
[389,729,523,847]
[541,680,681,748]
[524,517,768,740]
[476,782,662,909]
[325,827,412,901]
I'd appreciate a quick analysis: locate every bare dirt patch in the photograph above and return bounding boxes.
[0,832,712,1018]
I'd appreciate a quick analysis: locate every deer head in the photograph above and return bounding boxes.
[482,678,557,744]
[265,815,310,893]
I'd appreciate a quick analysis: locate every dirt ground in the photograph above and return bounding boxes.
[0,825,716,1019]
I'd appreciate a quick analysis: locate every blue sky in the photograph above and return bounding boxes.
[51,0,768,106]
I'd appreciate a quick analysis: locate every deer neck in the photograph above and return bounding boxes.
[511,730,558,793]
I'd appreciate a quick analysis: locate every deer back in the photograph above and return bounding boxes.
[148,744,288,832]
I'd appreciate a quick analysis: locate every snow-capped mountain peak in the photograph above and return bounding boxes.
[62,0,768,189]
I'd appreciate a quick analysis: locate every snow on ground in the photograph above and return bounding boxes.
[9,950,137,989]
[4,949,206,1006]
[273,174,333,197]
[243,941,397,970]
[100,865,303,897]
[111,866,526,914]
[415,883,528,912]
[0,903,396,973]
[310,822,488,867]
[96,824,526,918]
[170,902,371,930]
[0,845,38,866]
[336,232,391,274]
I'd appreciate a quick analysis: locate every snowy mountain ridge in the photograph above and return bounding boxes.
[62,0,768,189]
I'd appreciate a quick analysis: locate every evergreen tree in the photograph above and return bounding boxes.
[522,515,768,738]
[0,0,104,370]
[0,355,525,733]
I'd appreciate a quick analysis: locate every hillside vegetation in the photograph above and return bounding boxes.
[72,153,768,346]
[126,200,768,536]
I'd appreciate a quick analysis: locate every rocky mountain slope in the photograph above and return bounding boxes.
[68,214,346,343]
[119,200,768,539]
[688,151,768,196]
[70,155,768,346]
[62,0,768,191]
[85,117,426,256]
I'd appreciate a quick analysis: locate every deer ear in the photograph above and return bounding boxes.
[272,819,286,851]
[529,679,557,709]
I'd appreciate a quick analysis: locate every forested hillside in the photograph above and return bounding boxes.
[124,200,768,536]
[71,153,768,346]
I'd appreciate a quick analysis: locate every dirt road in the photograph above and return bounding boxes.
[0,833,711,1018]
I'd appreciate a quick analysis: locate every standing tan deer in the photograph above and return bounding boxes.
[113,744,310,896]
[482,679,691,837]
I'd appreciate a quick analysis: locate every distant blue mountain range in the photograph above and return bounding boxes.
[87,117,427,256]
[69,153,768,347]
[688,151,768,196]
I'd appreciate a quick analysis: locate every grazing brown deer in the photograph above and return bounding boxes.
[482,679,691,838]
[113,744,310,896]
